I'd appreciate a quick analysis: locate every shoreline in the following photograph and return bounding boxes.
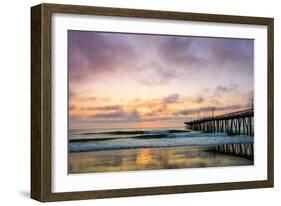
[68,141,254,153]
[68,144,217,153]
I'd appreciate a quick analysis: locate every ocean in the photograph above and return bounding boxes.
[68,127,254,173]
[68,127,254,153]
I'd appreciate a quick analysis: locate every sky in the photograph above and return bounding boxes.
[68,30,254,129]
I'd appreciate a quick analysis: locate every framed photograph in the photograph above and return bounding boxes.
[31,3,274,202]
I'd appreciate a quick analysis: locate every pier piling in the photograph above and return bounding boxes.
[185,109,254,136]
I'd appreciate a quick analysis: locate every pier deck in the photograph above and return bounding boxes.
[184,109,254,135]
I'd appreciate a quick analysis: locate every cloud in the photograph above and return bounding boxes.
[211,84,238,97]
[194,97,204,103]
[208,99,221,105]
[218,104,242,111]
[163,93,180,104]
[82,105,122,111]
[69,90,77,98]
[68,32,254,129]
[89,109,140,122]
[158,37,253,81]
[70,113,186,124]
[69,31,253,88]
[79,97,97,102]
[131,99,161,109]
[136,62,178,85]
[174,110,194,116]
[144,112,155,117]
[69,104,76,111]
[126,110,141,121]
[174,104,243,117]
[186,96,205,103]
[68,31,137,83]
[95,105,122,110]
[247,90,254,97]
[244,93,254,109]
[157,36,200,67]
[144,108,165,117]
[216,85,235,92]
[140,117,185,122]
[174,106,214,116]
[90,111,126,119]
[70,102,245,125]
[71,96,111,102]
[208,39,254,71]
[130,95,180,109]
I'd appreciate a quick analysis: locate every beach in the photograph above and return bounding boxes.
[69,145,253,174]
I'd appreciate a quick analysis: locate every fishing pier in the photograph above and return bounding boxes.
[184,109,254,136]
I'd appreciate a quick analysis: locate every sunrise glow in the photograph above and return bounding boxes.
[68,31,253,129]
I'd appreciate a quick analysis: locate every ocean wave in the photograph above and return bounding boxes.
[79,129,190,135]
[69,132,254,153]
[69,129,192,142]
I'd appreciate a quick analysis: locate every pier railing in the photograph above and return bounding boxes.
[184,109,254,135]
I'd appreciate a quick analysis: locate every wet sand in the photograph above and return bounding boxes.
[68,146,253,174]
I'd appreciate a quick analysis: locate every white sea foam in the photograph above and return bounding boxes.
[69,129,254,152]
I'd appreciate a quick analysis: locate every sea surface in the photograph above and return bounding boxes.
[69,127,254,152]
[68,127,254,173]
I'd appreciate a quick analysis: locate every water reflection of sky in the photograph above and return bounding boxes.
[69,146,253,174]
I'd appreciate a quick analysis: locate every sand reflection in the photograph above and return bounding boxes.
[69,146,253,174]
[136,149,159,166]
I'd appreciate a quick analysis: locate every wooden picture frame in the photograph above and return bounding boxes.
[31,3,274,202]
